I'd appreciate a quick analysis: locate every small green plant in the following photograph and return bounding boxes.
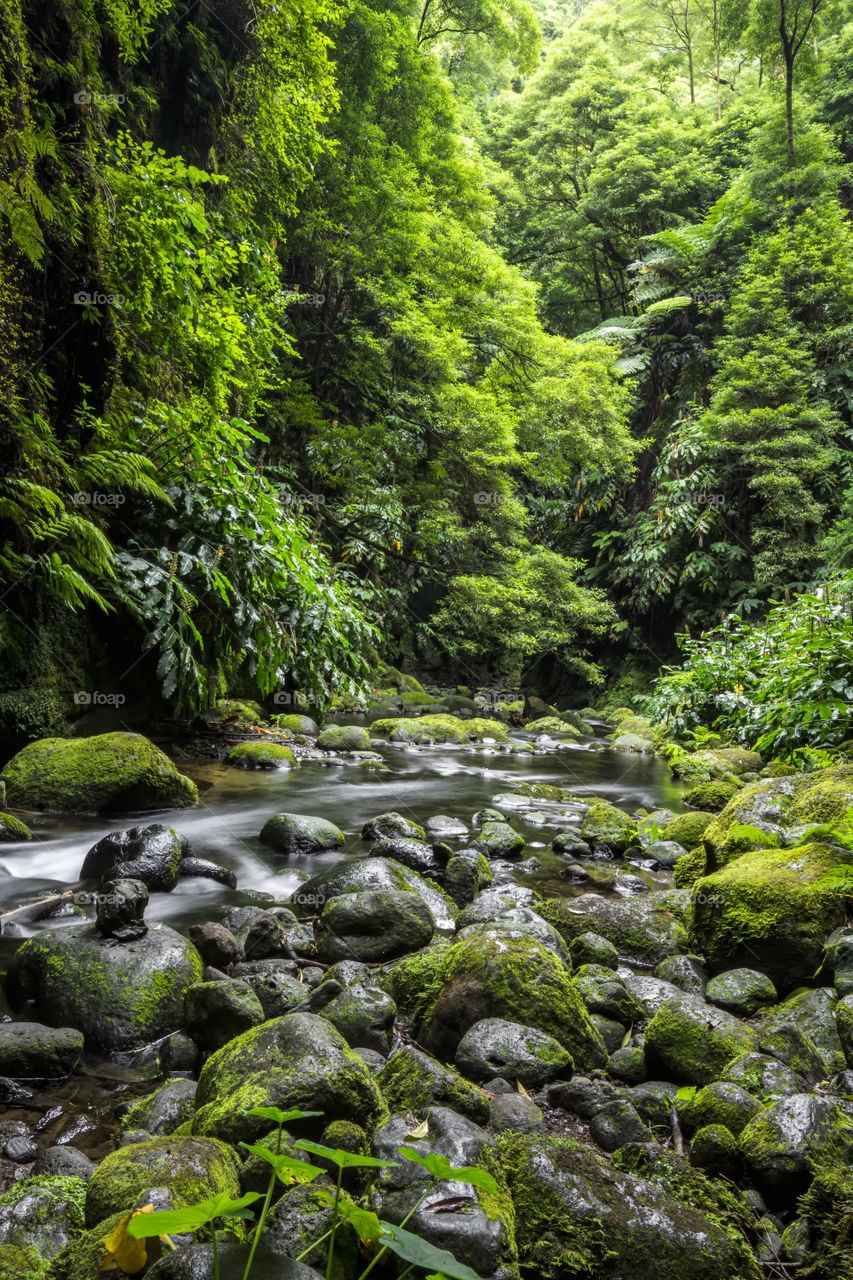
[125,1107,497,1280]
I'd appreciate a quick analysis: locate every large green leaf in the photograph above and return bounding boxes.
[377,1220,486,1280]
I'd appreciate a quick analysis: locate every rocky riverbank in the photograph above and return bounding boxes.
[0,690,851,1279]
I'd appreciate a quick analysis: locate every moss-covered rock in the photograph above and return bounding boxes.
[213,699,264,724]
[6,923,203,1054]
[580,803,638,853]
[259,812,345,856]
[455,1017,574,1087]
[316,725,372,751]
[738,1094,853,1203]
[671,747,763,785]
[378,944,451,1024]
[645,995,759,1085]
[270,713,318,735]
[690,843,853,992]
[420,933,607,1069]
[377,1045,491,1124]
[500,1131,760,1280]
[680,1081,762,1136]
[184,980,266,1050]
[721,1052,805,1100]
[226,742,297,769]
[84,1136,241,1228]
[706,968,777,1016]
[290,857,457,933]
[192,1012,386,1145]
[0,1243,49,1279]
[0,812,31,840]
[0,1022,83,1078]
[758,987,845,1076]
[673,847,707,888]
[0,732,198,813]
[369,714,508,744]
[662,811,716,847]
[474,820,525,858]
[361,812,426,841]
[119,1079,197,1138]
[0,1174,86,1261]
[526,716,581,739]
[689,1124,740,1179]
[702,765,853,859]
[315,889,435,963]
[682,781,741,812]
[540,895,688,966]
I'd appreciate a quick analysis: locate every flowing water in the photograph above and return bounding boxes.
[0,726,687,1158]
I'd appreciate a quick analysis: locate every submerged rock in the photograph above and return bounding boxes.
[0,732,197,813]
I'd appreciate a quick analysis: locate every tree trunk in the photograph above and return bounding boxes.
[784,49,795,168]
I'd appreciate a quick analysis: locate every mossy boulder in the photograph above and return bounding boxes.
[315,889,435,962]
[259,812,345,856]
[318,981,397,1055]
[738,1094,853,1202]
[419,933,607,1069]
[226,742,297,769]
[474,820,525,858]
[184,980,266,1050]
[84,1135,240,1228]
[191,1012,386,1144]
[706,968,777,1016]
[682,781,741,812]
[378,944,452,1024]
[671,747,763,784]
[500,1131,760,1280]
[680,1081,762,1136]
[361,812,426,841]
[0,1243,48,1279]
[0,1174,86,1260]
[0,812,31,840]
[526,716,581,739]
[455,1018,574,1086]
[0,1022,83,1079]
[6,923,203,1054]
[645,995,759,1084]
[271,714,318,735]
[690,843,853,992]
[540,894,688,965]
[369,714,508,744]
[213,699,264,724]
[316,725,372,751]
[119,1079,197,1138]
[689,1124,740,1179]
[377,1045,491,1124]
[662,811,716,847]
[580,803,637,853]
[290,857,457,933]
[721,1052,806,1100]
[0,732,198,814]
[701,764,853,858]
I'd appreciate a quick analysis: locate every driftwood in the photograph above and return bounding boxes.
[0,885,83,926]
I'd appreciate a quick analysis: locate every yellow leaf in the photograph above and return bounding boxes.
[99,1205,153,1273]
[517,1081,530,1097]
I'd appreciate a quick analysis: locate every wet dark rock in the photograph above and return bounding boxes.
[739,1093,853,1202]
[758,1022,827,1086]
[319,982,397,1055]
[590,1014,625,1054]
[608,1044,647,1084]
[146,1241,324,1279]
[722,1052,806,1099]
[238,908,313,961]
[547,1076,618,1121]
[760,986,845,1076]
[0,1171,87,1259]
[179,856,237,886]
[259,812,345,856]
[443,850,492,907]
[573,965,643,1026]
[0,1023,83,1079]
[2,1136,36,1163]
[290,857,457,933]
[368,837,439,873]
[645,994,759,1085]
[82,825,185,892]
[315,889,435,964]
[490,1093,544,1132]
[541,894,688,965]
[589,1099,652,1151]
[119,1079,198,1138]
[230,960,305,1019]
[654,955,706,998]
[680,1081,762,1136]
[455,1018,573,1087]
[689,1124,740,1179]
[552,831,591,857]
[456,908,572,967]
[94,876,149,941]
[184,980,266,1051]
[361,812,426,841]
[187,922,239,970]
[159,1032,200,1074]
[706,967,777,1016]
[32,1145,95,1181]
[377,1046,490,1125]
[569,932,618,970]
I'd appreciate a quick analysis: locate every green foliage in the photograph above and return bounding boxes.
[644,573,853,758]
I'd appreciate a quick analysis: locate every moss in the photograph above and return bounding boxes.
[527,716,581,738]
[377,944,451,1023]
[369,714,509,744]
[796,1155,853,1280]
[0,1174,86,1259]
[213,699,264,723]
[680,1082,762,1136]
[674,847,707,888]
[270,714,317,734]
[420,931,607,1069]
[376,1046,491,1125]
[399,690,443,706]
[226,741,297,768]
[690,842,853,991]
[512,782,578,802]
[716,822,782,866]
[0,811,31,839]
[0,732,198,813]
[682,781,741,812]
[84,1136,241,1229]
[316,724,372,750]
[581,802,638,850]
[613,715,653,739]
[663,811,716,847]
[645,998,758,1085]
[0,1243,49,1279]
[540,896,689,966]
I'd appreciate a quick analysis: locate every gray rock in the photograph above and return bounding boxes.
[291,857,457,933]
[443,850,492,907]
[489,1094,544,1132]
[456,908,572,967]
[540,894,689,965]
[259,812,345,856]
[655,955,706,998]
[455,1018,573,1087]
[361,812,426,841]
[569,932,618,970]
[0,1023,83,1079]
[758,1022,827,1086]
[722,1052,806,1099]
[377,1046,490,1125]
[230,960,305,1019]
[368,837,439,873]
[119,1078,198,1138]
[315,890,434,963]
[146,1242,323,1279]
[425,815,468,838]
[32,1145,95,1181]
[739,1093,853,1201]
[547,1076,619,1121]
[474,821,525,859]
[319,982,397,1055]
[184,980,266,1051]
[589,1099,652,1152]
[573,966,643,1026]
[457,885,541,926]
[707,968,777,1016]
[0,1171,87,1257]
[187,922,239,970]
[645,994,759,1085]
[3,1135,37,1162]
[608,1044,647,1084]
[645,840,687,867]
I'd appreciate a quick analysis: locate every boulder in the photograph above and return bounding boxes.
[368,837,438,873]
[739,1093,853,1202]
[580,803,638,854]
[455,1018,573,1086]
[191,1012,385,1144]
[315,890,434,963]
[680,1081,762,1136]
[377,1046,490,1125]
[0,1174,85,1260]
[0,1024,83,1079]
[501,1132,760,1279]
[119,1079,197,1138]
[259,812,345,856]
[443,850,492,907]
[0,813,31,841]
[316,725,372,751]
[0,732,197,813]
[145,1243,323,1280]
[474,821,525,859]
[318,982,397,1055]
[361,812,426,841]
[419,933,607,1070]
[706,968,777,1016]
[230,960,305,1019]
[184,980,266,1050]
[722,1052,806,1099]
[758,986,845,1076]
[226,742,297,768]
[645,995,759,1085]
[690,843,853,992]
[81,824,185,891]
[701,764,853,859]
[84,1135,240,1228]
[290,856,457,933]
[541,894,688,965]
[6,922,202,1054]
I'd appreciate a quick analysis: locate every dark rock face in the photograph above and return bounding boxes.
[81,825,235,892]
[315,890,435,963]
[96,878,148,940]
[0,1023,83,1079]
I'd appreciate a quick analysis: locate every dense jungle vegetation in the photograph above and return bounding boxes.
[2,0,853,738]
